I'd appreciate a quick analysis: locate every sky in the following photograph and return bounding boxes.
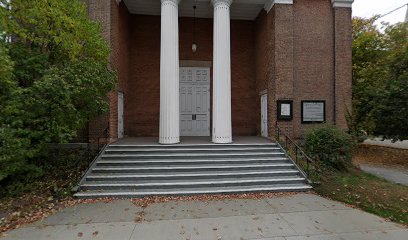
[353,0,408,24]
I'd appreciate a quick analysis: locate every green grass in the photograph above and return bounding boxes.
[314,168,408,225]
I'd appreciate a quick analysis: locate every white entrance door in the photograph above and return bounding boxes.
[118,92,124,139]
[180,67,211,136]
[261,94,268,137]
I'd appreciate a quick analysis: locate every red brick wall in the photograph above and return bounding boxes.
[254,0,350,139]
[179,18,213,62]
[292,0,336,137]
[126,15,161,137]
[272,4,295,137]
[87,0,352,140]
[126,15,257,137]
[231,20,257,136]
[109,0,131,140]
[254,11,269,135]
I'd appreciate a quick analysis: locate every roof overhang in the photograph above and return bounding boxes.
[121,0,286,20]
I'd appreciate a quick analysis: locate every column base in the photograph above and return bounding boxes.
[212,136,233,144]
[159,137,180,145]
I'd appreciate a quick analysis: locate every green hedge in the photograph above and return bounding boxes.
[304,125,355,171]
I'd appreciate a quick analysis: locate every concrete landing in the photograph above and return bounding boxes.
[1,194,406,240]
[111,136,273,146]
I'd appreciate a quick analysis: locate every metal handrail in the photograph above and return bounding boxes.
[74,143,109,192]
[74,123,110,192]
[275,125,316,177]
[97,123,110,151]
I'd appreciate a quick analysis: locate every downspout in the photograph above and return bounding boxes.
[332,7,337,125]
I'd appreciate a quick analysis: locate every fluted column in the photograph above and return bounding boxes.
[159,0,180,144]
[212,0,233,144]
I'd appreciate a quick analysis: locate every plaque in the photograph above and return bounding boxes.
[277,100,293,121]
[301,101,325,123]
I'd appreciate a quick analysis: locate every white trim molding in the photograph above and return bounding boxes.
[264,0,293,13]
[211,0,233,8]
[331,0,354,8]
[115,0,122,5]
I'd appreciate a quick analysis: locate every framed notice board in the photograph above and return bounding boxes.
[301,101,326,123]
[277,100,293,121]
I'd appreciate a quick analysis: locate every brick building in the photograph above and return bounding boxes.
[85,0,353,144]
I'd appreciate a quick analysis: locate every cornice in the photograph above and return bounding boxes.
[161,0,181,5]
[264,0,293,13]
[331,0,354,8]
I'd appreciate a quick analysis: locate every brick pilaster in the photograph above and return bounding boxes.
[333,7,352,130]
[267,4,295,137]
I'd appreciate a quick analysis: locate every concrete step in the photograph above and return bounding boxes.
[86,169,302,181]
[75,140,312,199]
[96,157,291,166]
[107,143,278,149]
[101,152,286,159]
[91,163,295,173]
[104,147,281,154]
[81,176,307,190]
[74,184,312,198]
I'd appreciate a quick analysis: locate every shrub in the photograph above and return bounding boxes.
[304,125,355,171]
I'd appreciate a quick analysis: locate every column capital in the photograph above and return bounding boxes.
[331,0,354,8]
[161,0,181,5]
[211,0,233,8]
[264,0,293,13]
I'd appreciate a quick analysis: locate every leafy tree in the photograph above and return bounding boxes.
[351,17,408,141]
[371,23,408,140]
[0,43,37,181]
[351,17,387,135]
[0,0,115,181]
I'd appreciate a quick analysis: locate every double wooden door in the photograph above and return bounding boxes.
[179,67,211,136]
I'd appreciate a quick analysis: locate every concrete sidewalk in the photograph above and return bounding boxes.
[1,193,407,240]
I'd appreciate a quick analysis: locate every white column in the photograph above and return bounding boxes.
[159,0,180,144]
[212,0,233,144]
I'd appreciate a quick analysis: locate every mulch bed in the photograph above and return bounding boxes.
[131,192,300,208]
[0,195,114,236]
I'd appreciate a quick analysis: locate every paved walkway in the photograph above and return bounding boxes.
[360,164,408,186]
[1,193,407,240]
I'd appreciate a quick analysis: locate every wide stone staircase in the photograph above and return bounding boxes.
[74,142,312,198]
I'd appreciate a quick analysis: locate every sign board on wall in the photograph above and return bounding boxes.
[277,100,293,121]
[301,101,326,123]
